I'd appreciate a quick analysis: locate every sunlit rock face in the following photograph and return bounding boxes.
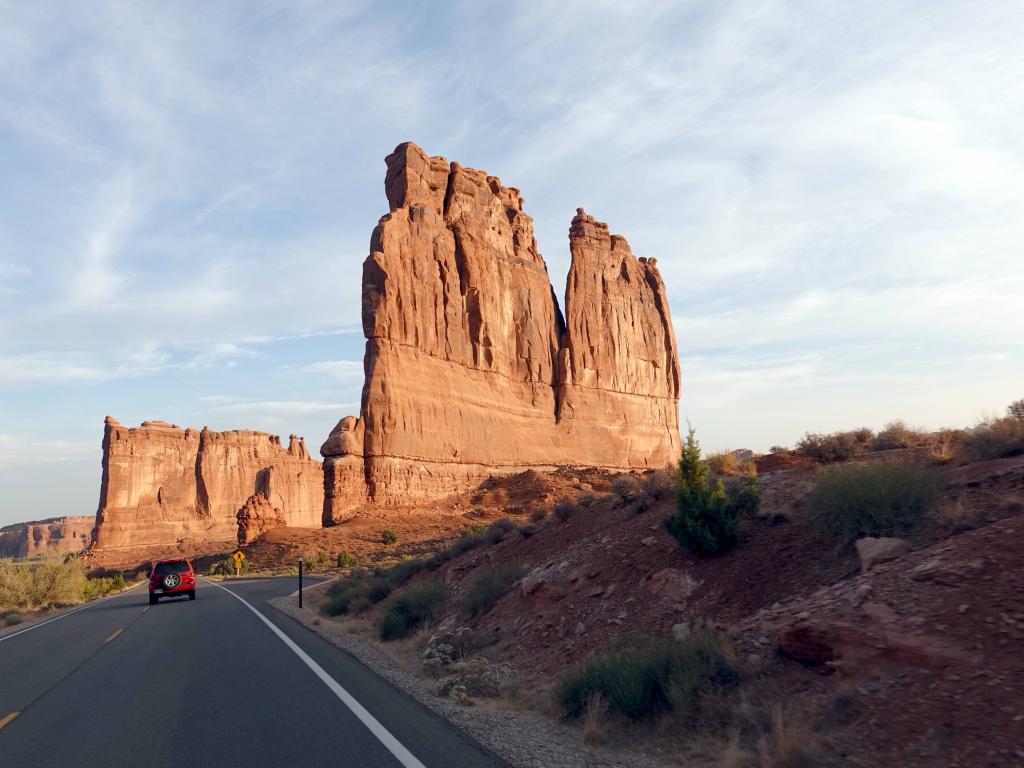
[0,516,94,558]
[322,142,681,520]
[93,418,323,549]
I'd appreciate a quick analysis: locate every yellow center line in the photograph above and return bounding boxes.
[105,628,123,643]
[142,606,149,613]
[0,711,19,730]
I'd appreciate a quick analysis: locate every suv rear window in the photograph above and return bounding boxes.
[154,561,190,575]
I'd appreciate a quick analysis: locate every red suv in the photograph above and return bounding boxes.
[149,559,196,604]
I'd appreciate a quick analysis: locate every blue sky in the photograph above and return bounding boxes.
[1,1,1022,525]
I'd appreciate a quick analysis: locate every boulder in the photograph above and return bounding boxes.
[236,494,286,545]
[647,568,700,603]
[855,537,909,572]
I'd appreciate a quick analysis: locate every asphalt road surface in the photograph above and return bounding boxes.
[0,577,506,768]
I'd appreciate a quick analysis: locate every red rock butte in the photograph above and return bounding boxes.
[320,141,682,523]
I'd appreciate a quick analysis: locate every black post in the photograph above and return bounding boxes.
[298,557,303,608]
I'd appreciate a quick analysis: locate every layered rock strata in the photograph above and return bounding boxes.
[0,516,94,558]
[93,418,323,549]
[322,142,681,521]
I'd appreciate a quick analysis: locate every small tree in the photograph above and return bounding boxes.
[663,426,756,555]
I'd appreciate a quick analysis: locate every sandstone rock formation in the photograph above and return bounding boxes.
[93,418,323,549]
[322,142,681,521]
[236,494,286,546]
[0,516,94,558]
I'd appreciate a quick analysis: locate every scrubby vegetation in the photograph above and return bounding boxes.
[641,468,676,501]
[336,550,358,568]
[707,451,756,477]
[484,517,516,544]
[611,475,639,500]
[961,413,1024,460]
[209,555,251,577]
[380,529,399,545]
[556,630,740,720]
[0,557,132,611]
[663,427,759,555]
[379,580,447,640]
[461,564,527,617]
[553,498,577,521]
[808,462,942,544]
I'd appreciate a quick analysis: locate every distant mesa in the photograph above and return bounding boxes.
[0,516,94,558]
[87,141,681,555]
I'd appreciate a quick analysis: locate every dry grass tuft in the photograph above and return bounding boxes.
[581,694,609,746]
[757,705,820,768]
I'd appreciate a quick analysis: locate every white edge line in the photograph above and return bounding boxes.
[0,583,144,644]
[203,577,427,768]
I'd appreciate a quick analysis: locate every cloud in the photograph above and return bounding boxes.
[296,360,364,381]
[207,399,358,417]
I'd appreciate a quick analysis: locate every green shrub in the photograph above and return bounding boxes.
[0,609,23,627]
[82,571,127,600]
[553,499,576,521]
[461,564,527,617]
[530,509,546,523]
[663,427,758,555]
[808,462,942,544]
[556,631,740,720]
[485,518,516,545]
[337,551,358,568]
[379,580,447,641]
[579,493,597,507]
[379,557,429,587]
[381,529,398,545]
[0,556,87,610]
[960,416,1024,460]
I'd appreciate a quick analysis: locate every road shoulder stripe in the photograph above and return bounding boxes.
[204,578,426,768]
[0,712,19,730]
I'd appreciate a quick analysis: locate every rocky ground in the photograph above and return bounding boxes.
[266,454,1024,767]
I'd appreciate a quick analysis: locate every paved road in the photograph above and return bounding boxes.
[0,577,506,768]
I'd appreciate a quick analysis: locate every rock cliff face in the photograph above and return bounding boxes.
[93,418,323,549]
[322,142,681,521]
[0,516,94,558]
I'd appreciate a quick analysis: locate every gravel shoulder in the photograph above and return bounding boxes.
[268,596,670,768]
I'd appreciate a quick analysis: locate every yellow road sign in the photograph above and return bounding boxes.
[232,551,246,563]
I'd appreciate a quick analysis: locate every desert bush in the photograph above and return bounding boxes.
[436,657,517,701]
[484,518,516,545]
[378,557,430,587]
[707,451,756,477]
[553,498,577,521]
[0,609,23,627]
[380,529,398,545]
[529,509,546,523]
[769,445,788,454]
[556,630,740,720]
[337,551,358,568]
[461,563,527,617]
[808,462,942,544]
[960,416,1024,460]
[641,468,676,501]
[82,571,126,600]
[579,493,597,507]
[1009,398,1024,421]
[611,475,639,499]
[379,580,447,641]
[664,427,759,555]
[795,431,859,463]
[0,556,88,610]
[870,420,926,451]
[518,522,540,538]
[304,550,330,572]
[210,555,250,577]
[423,626,478,669]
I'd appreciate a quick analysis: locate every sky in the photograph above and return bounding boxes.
[1,0,1022,526]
